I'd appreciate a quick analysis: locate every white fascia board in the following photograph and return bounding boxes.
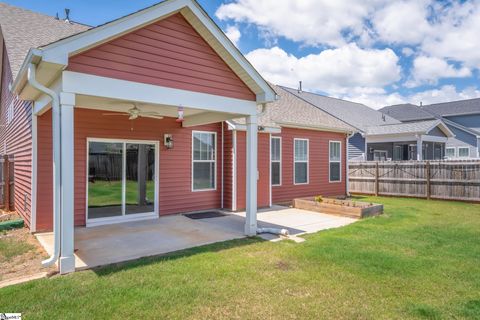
[442,118,479,137]
[62,71,257,115]
[426,120,455,138]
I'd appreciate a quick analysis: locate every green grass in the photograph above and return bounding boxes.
[1,197,479,319]
[88,180,154,207]
[0,235,34,263]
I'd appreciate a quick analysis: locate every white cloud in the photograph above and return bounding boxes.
[225,25,241,46]
[344,85,480,109]
[372,0,432,44]
[407,56,471,87]
[245,44,401,94]
[216,0,380,47]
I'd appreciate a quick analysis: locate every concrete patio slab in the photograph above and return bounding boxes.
[35,206,356,271]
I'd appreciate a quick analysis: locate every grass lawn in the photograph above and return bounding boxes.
[88,180,154,207]
[0,234,34,263]
[1,196,479,319]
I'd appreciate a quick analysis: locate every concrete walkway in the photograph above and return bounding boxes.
[36,206,356,271]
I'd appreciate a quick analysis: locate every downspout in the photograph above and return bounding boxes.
[27,63,62,267]
[346,131,355,196]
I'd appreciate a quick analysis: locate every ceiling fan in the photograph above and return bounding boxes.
[102,103,164,120]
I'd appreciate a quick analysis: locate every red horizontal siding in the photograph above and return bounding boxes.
[36,108,223,231]
[67,13,255,102]
[0,43,32,227]
[271,127,347,203]
[222,126,233,210]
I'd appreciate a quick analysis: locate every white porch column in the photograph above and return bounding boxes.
[245,114,258,236]
[416,135,423,161]
[59,92,75,274]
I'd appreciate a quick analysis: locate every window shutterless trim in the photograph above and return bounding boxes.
[293,138,309,185]
[458,146,470,158]
[329,140,342,183]
[445,147,456,158]
[271,136,282,187]
[191,130,217,192]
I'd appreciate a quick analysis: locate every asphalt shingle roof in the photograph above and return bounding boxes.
[365,120,441,136]
[0,2,90,78]
[232,84,355,132]
[423,98,480,117]
[379,104,435,122]
[280,86,400,132]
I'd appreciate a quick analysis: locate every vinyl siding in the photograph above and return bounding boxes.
[36,108,223,231]
[67,13,255,102]
[348,132,365,160]
[0,42,32,226]
[271,127,347,204]
[222,125,233,210]
[445,114,480,132]
[445,125,478,158]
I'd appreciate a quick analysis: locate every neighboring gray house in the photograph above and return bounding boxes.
[381,99,480,159]
[281,86,454,161]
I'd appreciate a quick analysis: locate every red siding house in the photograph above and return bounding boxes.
[0,0,353,274]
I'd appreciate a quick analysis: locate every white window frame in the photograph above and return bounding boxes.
[445,147,456,158]
[374,150,388,161]
[458,146,470,158]
[85,138,159,227]
[270,136,282,187]
[329,140,342,183]
[191,130,217,192]
[293,138,309,185]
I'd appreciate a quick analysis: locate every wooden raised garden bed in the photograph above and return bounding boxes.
[293,197,383,219]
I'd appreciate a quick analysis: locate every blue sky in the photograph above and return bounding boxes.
[5,0,480,109]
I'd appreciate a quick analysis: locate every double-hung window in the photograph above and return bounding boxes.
[458,147,470,158]
[192,131,216,191]
[329,141,341,182]
[271,136,281,186]
[445,147,456,158]
[294,139,308,184]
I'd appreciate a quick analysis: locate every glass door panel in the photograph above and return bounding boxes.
[88,142,124,219]
[125,143,156,215]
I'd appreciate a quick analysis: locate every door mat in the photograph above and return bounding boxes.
[184,211,227,219]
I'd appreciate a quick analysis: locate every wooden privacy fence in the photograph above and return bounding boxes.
[0,155,14,211]
[348,160,480,202]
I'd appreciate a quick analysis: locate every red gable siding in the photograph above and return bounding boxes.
[0,43,32,226]
[67,13,256,101]
[36,108,222,231]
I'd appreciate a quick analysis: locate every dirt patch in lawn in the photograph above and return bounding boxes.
[0,227,55,282]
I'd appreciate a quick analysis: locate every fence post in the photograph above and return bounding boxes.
[375,162,379,196]
[426,161,431,200]
[3,155,10,211]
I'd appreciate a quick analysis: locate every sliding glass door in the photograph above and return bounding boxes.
[87,139,158,225]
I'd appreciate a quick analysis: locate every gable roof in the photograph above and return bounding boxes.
[0,2,90,79]
[365,120,453,137]
[12,0,276,104]
[423,98,480,117]
[231,84,355,133]
[280,86,400,132]
[379,104,435,122]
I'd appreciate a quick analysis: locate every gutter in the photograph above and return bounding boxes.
[11,49,43,95]
[27,63,62,268]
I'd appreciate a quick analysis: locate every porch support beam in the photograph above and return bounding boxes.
[245,114,258,236]
[416,135,423,161]
[182,112,242,128]
[59,92,76,274]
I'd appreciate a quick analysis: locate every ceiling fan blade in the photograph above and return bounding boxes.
[141,114,164,119]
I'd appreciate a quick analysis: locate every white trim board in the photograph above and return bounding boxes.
[62,71,258,116]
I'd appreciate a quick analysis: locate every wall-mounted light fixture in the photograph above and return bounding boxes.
[164,134,174,149]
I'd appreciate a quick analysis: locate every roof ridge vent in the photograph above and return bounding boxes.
[298,81,302,93]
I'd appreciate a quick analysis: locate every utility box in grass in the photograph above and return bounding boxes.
[293,197,383,219]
